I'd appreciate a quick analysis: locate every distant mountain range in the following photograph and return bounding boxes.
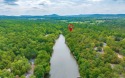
[0,14,125,19]
[1,14,125,17]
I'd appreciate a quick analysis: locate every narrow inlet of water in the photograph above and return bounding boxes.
[49,34,80,78]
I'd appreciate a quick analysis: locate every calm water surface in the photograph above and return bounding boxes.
[50,34,80,78]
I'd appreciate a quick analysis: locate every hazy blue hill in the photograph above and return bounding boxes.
[43,14,60,17]
[0,14,125,20]
[66,14,125,17]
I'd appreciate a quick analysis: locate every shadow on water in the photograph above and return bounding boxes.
[44,73,50,78]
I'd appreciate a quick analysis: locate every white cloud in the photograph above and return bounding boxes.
[0,0,125,15]
[90,0,103,2]
[0,0,3,2]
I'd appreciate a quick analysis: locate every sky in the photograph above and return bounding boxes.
[0,0,125,15]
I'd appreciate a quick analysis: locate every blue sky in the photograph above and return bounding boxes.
[0,0,125,15]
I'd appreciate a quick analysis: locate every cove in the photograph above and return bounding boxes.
[49,34,80,78]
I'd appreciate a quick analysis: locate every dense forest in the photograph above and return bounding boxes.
[0,16,125,78]
[0,19,61,78]
[63,18,125,78]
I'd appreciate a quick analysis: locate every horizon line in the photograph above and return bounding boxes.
[1,13,125,16]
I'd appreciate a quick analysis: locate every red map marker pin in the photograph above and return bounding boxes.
[68,24,74,32]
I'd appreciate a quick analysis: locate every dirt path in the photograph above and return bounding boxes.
[117,53,123,59]
[25,59,35,78]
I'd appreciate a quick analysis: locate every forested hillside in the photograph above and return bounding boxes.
[0,16,125,78]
